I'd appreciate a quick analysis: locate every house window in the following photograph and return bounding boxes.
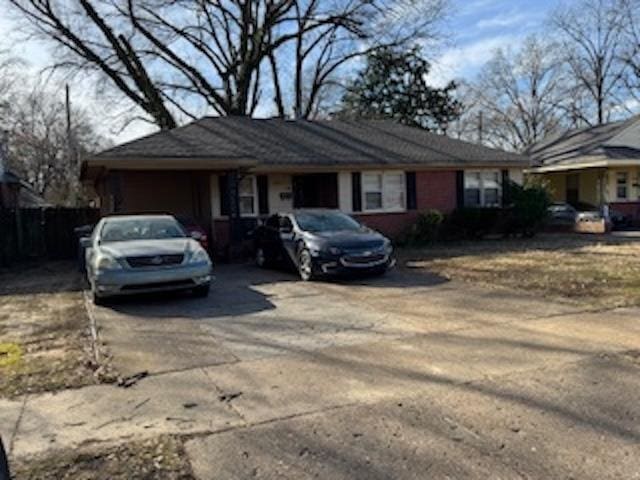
[483,171,501,206]
[362,171,406,212]
[239,175,257,216]
[464,170,502,207]
[363,173,383,210]
[616,172,628,199]
[464,172,481,207]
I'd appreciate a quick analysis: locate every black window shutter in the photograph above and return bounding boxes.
[501,169,511,206]
[456,170,465,208]
[219,174,229,216]
[257,175,269,215]
[406,172,417,210]
[352,172,362,212]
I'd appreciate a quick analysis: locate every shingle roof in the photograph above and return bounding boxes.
[528,116,640,167]
[0,170,22,184]
[92,117,528,168]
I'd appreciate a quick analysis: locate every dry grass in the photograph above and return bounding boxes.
[12,435,194,480]
[0,262,110,398]
[401,233,640,308]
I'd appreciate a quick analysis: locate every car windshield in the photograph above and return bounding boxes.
[100,218,186,243]
[294,211,362,232]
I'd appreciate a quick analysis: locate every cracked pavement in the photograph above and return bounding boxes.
[2,264,639,479]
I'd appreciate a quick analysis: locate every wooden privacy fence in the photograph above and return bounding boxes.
[0,207,100,267]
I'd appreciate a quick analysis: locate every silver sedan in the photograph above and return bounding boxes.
[83,215,212,304]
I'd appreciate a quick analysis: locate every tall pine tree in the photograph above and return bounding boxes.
[339,47,461,133]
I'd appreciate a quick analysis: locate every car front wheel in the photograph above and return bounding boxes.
[91,285,106,306]
[193,284,210,298]
[298,249,315,281]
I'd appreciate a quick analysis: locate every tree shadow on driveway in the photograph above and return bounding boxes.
[102,263,449,320]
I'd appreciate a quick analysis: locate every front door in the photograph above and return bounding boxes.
[566,174,580,206]
[292,173,338,209]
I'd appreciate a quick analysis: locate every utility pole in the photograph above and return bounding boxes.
[65,84,72,136]
[65,84,77,205]
[478,111,484,144]
[0,130,8,209]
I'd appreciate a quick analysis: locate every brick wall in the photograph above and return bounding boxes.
[98,168,459,250]
[354,211,419,238]
[99,170,212,227]
[609,202,640,225]
[416,170,457,212]
[355,170,458,238]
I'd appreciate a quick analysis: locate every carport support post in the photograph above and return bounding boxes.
[226,170,242,259]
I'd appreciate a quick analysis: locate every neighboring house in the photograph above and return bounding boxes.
[82,117,528,253]
[528,117,640,223]
[0,170,48,208]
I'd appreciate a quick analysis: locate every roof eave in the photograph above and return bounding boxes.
[528,157,640,173]
[84,155,259,170]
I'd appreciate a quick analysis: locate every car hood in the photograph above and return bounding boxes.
[98,238,196,258]
[307,229,387,250]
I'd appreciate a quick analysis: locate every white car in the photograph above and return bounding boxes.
[83,214,212,304]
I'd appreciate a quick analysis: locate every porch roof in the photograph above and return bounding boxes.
[85,118,528,177]
[528,116,640,172]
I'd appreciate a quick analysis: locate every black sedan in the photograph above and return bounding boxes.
[253,210,395,281]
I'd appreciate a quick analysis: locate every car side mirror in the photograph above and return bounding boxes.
[190,231,204,241]
[80,237,92,248]
[279,225,293,234]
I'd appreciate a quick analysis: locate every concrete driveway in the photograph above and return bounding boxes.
[5,264,638,478]
[92,264,640,479]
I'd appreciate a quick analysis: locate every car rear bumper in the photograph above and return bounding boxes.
[92,262,212,297]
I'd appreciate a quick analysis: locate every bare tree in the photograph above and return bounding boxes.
[0,58,107,205]
[448,80,482,142]
[617,0,640,106]
[551,0,629,125]
[0,54,24,124]
[269,0,449,119]
[123,0,305,117]
[467,36,565,151]
[7,0,177,129]
[7,0,448,129]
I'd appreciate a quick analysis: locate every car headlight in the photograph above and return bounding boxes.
[383,239,393,253]
[306,244,322,257]
[96,255,122,271]
[188,247,210,264]
[328,246,342,255]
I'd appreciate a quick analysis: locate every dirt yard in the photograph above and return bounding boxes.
[11,435,194,480]
[0,262,111,398]
[401,233,640,308]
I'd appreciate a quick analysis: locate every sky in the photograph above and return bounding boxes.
[427,0,556,87]
[0,0,559,143]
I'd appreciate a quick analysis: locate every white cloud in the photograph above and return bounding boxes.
[476,12,530,29]
[457,0,503,16]
[428,33,523,87]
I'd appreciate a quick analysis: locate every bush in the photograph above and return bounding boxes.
[508,180,551,237]
[446,181,551,239]
[446,207,505,239]
[402,209,444,245]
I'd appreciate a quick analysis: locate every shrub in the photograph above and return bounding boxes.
[508,180,551,237]
[403,209,444,245]
[446,181,551,239]
[446,207,505,239]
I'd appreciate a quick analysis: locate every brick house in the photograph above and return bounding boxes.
[528,116,640,224]
[82,118,528,254]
